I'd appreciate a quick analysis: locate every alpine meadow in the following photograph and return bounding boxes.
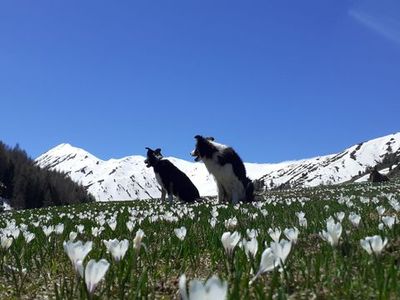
[2,1,400,299]
[1,179,400,298]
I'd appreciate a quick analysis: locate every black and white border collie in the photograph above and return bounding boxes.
[145,147,200,203]
[191,135,254,204]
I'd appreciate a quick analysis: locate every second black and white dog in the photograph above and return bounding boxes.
[145,147,200,203]
[191,135,254,204]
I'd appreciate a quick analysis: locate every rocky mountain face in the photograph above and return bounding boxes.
[259,133,400,189]
[35,132,400,201]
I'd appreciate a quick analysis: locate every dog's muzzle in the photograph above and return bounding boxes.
[190,150,201,162]
[144,159,151,168]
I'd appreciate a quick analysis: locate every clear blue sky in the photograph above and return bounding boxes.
[1,0,399,163]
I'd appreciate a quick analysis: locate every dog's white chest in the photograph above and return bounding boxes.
[203,158,233,180]
[202,155,245,198]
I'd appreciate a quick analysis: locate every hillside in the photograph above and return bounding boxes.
[260,132,400,189]
[0,141,95,209]
[35,132,400,201]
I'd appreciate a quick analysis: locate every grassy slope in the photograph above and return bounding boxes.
[1,181,400,299]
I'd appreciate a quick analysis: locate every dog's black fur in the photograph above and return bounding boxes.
[191,135,254,203]
[145,147,200,203]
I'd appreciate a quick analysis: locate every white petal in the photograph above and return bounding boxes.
[179,274,188,300]
[85,259,110,294]
[189,280,207,300]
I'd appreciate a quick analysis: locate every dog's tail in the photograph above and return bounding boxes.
[245,178,255,202]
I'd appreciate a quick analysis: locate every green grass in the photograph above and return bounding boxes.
[1,181,400,299]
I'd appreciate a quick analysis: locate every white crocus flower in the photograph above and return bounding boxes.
[335,212,345,222]
[69,231,78,241]
[348,212,361,227]
[270,239,292,266]
[63,241,93,273]
[209,218,217,228]
[221,231,241,256]
[0,235,13,249]
[174,226,187,241]
[108,220,117,231]
[242,237,258,259]
[63,240,93,273]
[126,221,134,232]
[75,259,84,278]
[299,217,308,228]
[10,227,20,239]
[224,217,238,230]
[133,229,145,251]
[42,225,54,237]
[250,239,292,284]
[85,259,110,294]
[320,218,342,247]
[296,211,308,228]
[284,227,299,244]
[76,225,84,234]
[111,239,129,261]
[103,239,129,262]
[55,223,64,235]
[179,274,228,300]
[246,229,259,239]
[249,248,279,284]
[389,200,400,212]
[376,206,386,216]
[382,216,396,229]
[23,231,35,244]
[268,228,281,242]
[360,235,388,255]
[91,227,102,237]
[295,211,305,220]
[211,209,219,218]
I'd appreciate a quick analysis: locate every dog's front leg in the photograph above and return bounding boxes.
[168,182,174,204]
[161,188,166,202]
[232,192,239,205]
[217,182,226,203]
[168,193,173,204]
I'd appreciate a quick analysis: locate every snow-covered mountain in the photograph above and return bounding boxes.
[35,132,400,201]
[35,143,275,201]
[259,132,400,189]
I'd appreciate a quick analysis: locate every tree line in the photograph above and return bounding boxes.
[0,141,95,209]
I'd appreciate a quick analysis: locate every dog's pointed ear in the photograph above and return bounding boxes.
[145,147,152,151]
[155,148,162,155]
[194,135,202,140]
[206,136,215,141]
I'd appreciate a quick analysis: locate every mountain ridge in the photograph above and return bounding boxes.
[35,132,400,201]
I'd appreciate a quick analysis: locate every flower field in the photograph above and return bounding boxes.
[1,181,400,299]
